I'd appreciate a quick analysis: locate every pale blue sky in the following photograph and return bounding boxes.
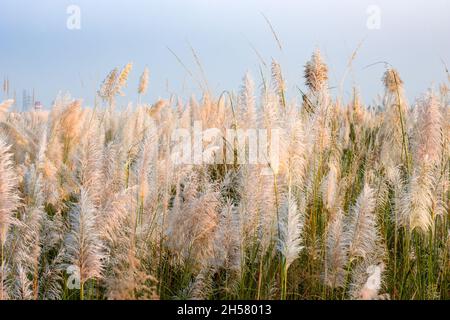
[0,0,449,109]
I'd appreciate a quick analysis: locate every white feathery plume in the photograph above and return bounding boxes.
[166,173,220,265]
[386,165,407,228]
[358,264,383,300]
[0,99,14,122]
[99,186,137,246]
[283,115,306,188]
[12,264,33,300]
[238,166,261,243]
[398,93,442,232]
[0,135,19,300]
[379,69,409,168]
[0,262,11,300]
[0,135,19,245]
[79,126,104,207]
[187,268,214,300]
[321,158,340,211]
[38,248,64,300]
[9,164,45,300]
[413,93,443,166]
[271,59,286,108]
[212,200,241,273]
[64,188,105,288]
[135,126,158,208]
[343,184,378,260]
[400,168,434,232]
[238,72,257,128]
[278,196,304,269]
[256,173,278,250]
[324,209,346,288]
[100,141,123,199]
[352,263,388,300]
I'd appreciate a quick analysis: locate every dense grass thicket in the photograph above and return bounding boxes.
[0,51,449,300]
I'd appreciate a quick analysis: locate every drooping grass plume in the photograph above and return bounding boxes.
[278,196,304,269]
[64,188,105,299]
[0,135,19,245]
[324,209,346,288]
[343,184,378,261]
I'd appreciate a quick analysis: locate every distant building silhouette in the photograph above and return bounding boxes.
[22,89,35,111]
[34,101,43,111]
[3,77,9,97]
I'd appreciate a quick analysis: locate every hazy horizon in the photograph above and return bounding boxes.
[1,0,449,109]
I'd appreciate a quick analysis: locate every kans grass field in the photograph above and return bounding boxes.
[0,50,449,300]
